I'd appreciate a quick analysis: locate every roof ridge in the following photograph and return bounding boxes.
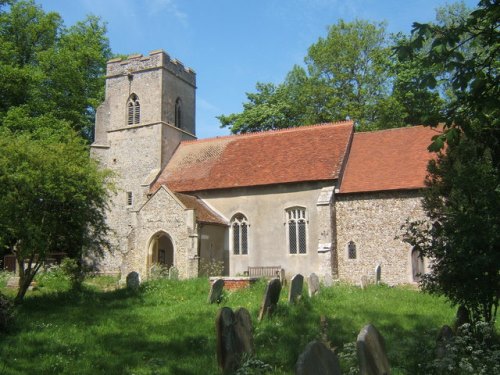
[355,124,442,135]
[181,120,354,145]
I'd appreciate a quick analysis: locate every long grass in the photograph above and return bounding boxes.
[0,274,460,374]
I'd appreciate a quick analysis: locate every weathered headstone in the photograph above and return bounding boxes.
[360,275,369,289]
[308,273,320,297]
[168,266,179,280]
[357,324,391,375]
[288,274,304,304]
[208,278,225,304]
[295,340,342,375]
[375,264,381,285]
[323,274,333,287]
[279,268,286,286]
[216,307,253,374]
[258,278,282,321]
[126,271,140,291]
[436,325,454,359]
[234,308,254,355]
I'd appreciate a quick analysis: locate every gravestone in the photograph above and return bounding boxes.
[126,271,140,291]
[279,268,286,286]
[357,324,391,375]
[323,274,333,287]
[436,325,454,359]
[258,278,282,321]
[308,273,320,297]
[375,264,381,285]
[295,340,341,375]
[288,274,304,304]
[208,278,224,304]
[168,266,179,280]
[216,307,253,374]
[360,275,369,289]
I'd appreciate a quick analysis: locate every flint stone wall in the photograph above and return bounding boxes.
[335,190,426,285]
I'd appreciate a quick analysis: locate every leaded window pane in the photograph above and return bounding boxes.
[348,241,356,259]
[128,102,134,125]
[241,223,248,255]
[233,223,240,255]
[298,220,306,254]
[289,221,297,254]
[134,102,140,124]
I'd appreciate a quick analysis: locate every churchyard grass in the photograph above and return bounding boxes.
[0,272,489,374]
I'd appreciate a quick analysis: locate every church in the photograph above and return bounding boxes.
[91,50,439,285]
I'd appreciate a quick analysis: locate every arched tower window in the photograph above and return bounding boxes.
[175,97,182,128]
[286,207,307,254]
[348,241,357,259]
[127,94,140,125]
[231,213,248,255]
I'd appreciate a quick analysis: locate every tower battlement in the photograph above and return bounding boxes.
[106,49,196,87]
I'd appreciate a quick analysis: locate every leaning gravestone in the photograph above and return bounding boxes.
[258,278,282,321]
[216,307,253,374]
[295,340,342,375]
[308,273,320,297]
[357,324,391,375]
[375,264,381,285]
[208,278,225,304]
[288,274,304,304]
[126,271,140,291]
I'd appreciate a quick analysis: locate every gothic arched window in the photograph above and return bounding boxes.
[175,97,182,128]
[286,207,307,254]
[127,94,140,125]
[231,213,248,255]
[348,241,357,259]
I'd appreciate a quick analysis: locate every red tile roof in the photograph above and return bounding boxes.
[339,125,441,194]
[153,121,353,192]
[174,193,227,226]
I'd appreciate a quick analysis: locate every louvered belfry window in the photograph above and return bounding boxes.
[231,213,248,255]
[287,207,307,254]
[127,94,140,125]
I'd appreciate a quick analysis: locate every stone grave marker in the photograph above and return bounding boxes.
[126,271,140,291]
[168,266,179,280]
[279,268,286,286]
[323,274,333,287]
[308,273,320,297]
[258,278,282,321]
[288,274,304,304]
[360,275,369,289]
[208,278,225,304]
[357,324,391,375]
[295,340,341,375]
[375,264,381,285]
[216,307,253,374]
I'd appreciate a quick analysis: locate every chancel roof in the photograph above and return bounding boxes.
[339,125,441,194]
[153,121,354,193]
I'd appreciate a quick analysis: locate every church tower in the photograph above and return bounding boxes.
[91,50,196,273]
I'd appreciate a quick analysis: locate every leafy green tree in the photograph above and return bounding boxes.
[399,0,499,323]
[0,0,111,140]
[0,121,114,302]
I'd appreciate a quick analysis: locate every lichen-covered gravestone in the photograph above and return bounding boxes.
[216,307,253,374]
[126,271,140,291]
[208,278,225,304]
[356,324,391,375]
[295,340,341,375]
[168,266,179,280]
[375,264,381,285]
[288,274,304,304]
[308,273,320,297]
[258,278,282,321]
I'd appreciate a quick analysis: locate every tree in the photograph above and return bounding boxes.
[0,120,113,302]
[219,20,400,133]
[0,0,111,140]
[399,0,499,323]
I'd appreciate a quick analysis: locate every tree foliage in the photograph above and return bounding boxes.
[0,0,111,140]
[399,0,499,323]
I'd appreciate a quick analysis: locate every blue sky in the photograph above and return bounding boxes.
[38,0,478,139]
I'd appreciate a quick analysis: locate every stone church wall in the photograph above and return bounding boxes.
[335,190,426,285]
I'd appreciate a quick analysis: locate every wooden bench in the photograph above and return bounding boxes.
[247,266,283,279]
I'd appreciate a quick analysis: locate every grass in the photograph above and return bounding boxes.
[0,271,466,374]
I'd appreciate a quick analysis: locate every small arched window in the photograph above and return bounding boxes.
[348,241,356,259]
[175,97,182,128]
[127,94,140,125]
[231,213,248,255]
[286,207,307,254]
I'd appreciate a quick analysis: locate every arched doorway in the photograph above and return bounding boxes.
[149,232,174,270]
[411,248,424,282]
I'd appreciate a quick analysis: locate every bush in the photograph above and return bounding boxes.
[0,292,14,332]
